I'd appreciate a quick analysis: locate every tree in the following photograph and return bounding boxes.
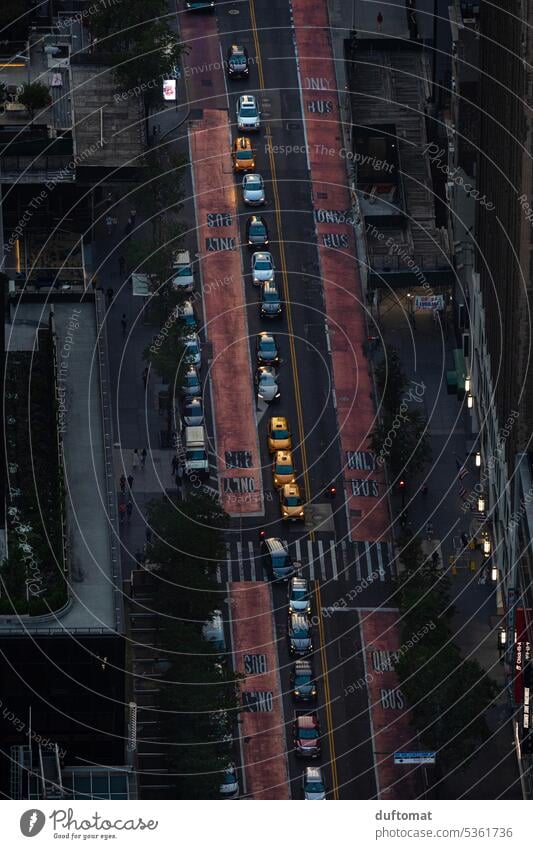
[18,82,51,121]
[374,345,407,414]
[131,148,188,241]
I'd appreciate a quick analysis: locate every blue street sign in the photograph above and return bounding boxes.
[394,751,436,765]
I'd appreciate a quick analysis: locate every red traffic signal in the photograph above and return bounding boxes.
[259,528,266,539]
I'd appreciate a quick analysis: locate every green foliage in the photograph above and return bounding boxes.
[143,494,237,799]
[131,148,188,241]
[18,82,51,120]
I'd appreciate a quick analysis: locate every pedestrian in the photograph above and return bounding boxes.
[118,255,126,276]
[118,500,126,524]
[105,215,114,235]
[421,483,428,497]
[461,531,469,548]
[377,11,383,31]
[126,499,133,521]
[142,367,149,390]
[106,287,114,306]
[132,449,139,471]
[121,313,127,335]
[127,474,134,490]
[140,448,147,469]
[145,527,152,544]
[119,474,126,494]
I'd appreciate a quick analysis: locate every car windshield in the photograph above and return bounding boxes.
[255,259,271,270]
[295,674,311,686]
[260,374,275,385]
[237,150,252,159]
[260,339,275,351]
[186,341,199,352]
[222,772,236,785]
[292,586,307,599]
[285,495,301,506]
[241,104,258,116]
[264,290,279,302]
[250,223,265,234]
[188,450,205,460]
[276,464,293,474]
[176,266,192,277]
[273,429,288,439]
[185,402,201,415]
[272,553,290,567]
[185,374,198,386]
[299,728,318,739]
[306,781,324,793]
[232,55,246,65]
[247,176,262,187]
[292,624,308,638]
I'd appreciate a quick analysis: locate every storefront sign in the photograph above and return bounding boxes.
[414,295,444,311]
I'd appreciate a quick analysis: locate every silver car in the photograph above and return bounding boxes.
[243,173,265,205]
[256,366,280,403]
[236,94,260,131]
[303,766,326,800]
[181,365,201,398]
[252,251,274,285]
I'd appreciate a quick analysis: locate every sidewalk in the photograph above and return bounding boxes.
[377,300,520,798]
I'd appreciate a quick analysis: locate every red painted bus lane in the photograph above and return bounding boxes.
[189,110,264,515]
[291,0,390,543]
[359,609,419,799]
[230,582,290,799]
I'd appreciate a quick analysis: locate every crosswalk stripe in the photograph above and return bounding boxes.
[330,540,338,580]
[317,539,326,581]
[364,540,372,580]
[307,540,315,580]
[248,540,256,581]
[376,542,385,582]
[237,541,244,582]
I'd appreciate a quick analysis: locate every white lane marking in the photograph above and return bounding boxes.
[330,540,338,581]
[376,543,385,582]
[248,540,256,582]
[317,539,326,581]
[237,541,244,582]
[307,540,315,581]
[364,539,372,581]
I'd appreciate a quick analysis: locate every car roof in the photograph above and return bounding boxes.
[305,766,323,780]
[240,94,256,104]
[263,537,287,553]
[291,576,308,589]
[259,331,274,342]
[262,280,279,293]
[271,416,288,429]
[249,214,264,223]
[296,715,318,729]
[229,44,246,54]
[295,659,313,672]
[235,136,251,149]
[290,612,309,627]
[275,450,293,463]
[283,483,300,495]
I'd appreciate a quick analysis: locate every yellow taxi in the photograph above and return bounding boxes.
[268,416,292,453]
[273,450,296,489]
[232,136,255,172]
[280,483,305,521]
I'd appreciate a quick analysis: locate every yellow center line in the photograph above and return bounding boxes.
[315,580,340,799]
[248,0,314,543]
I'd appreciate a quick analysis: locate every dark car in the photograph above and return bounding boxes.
[261,537,295,582]
[246,215,269,247]
[182,396,204,426]
[226,44,249,78]
[293,713,321,758]
[288,612,312,656]
[291,660,317,703]
[256,331,279,365]
[260,280,282,318]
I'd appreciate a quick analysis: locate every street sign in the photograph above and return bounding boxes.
[394,751,436,765]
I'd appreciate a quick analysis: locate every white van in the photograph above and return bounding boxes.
[184,425,209,477]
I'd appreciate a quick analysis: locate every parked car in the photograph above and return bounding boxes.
[226,44,249,78]
[288,577,311,614]
[288,612,312,656]
[182,396,204,426]
[236,94,260,131]
[219,764,239,798]
[255,366,280,403]
[291,660,317,703]
[243,173,265,205]
[171,250,194,292]
[181,365,201,398]
[260,280,282,318]
[293,713,321,758]
[246,214,269,247]
[183,333,202,366]
[256,331,279,365]
[302,766,326,800]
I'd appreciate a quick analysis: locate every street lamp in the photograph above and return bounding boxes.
[483,538,491,557]
[491,564,498,582]
[478,495,485,512]
[498,626,507,650]
[475,451,481,467]
[467,393,473,408]
[465,376,471,393]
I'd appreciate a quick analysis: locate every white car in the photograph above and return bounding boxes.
[236,94,260,131]
[256,366,280,403]
[303,766,326,800]
[219,764,239,799]
[243,173,265,205]
[183,333,201,366]
[171,250,194,292]
[252,251,274,285]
